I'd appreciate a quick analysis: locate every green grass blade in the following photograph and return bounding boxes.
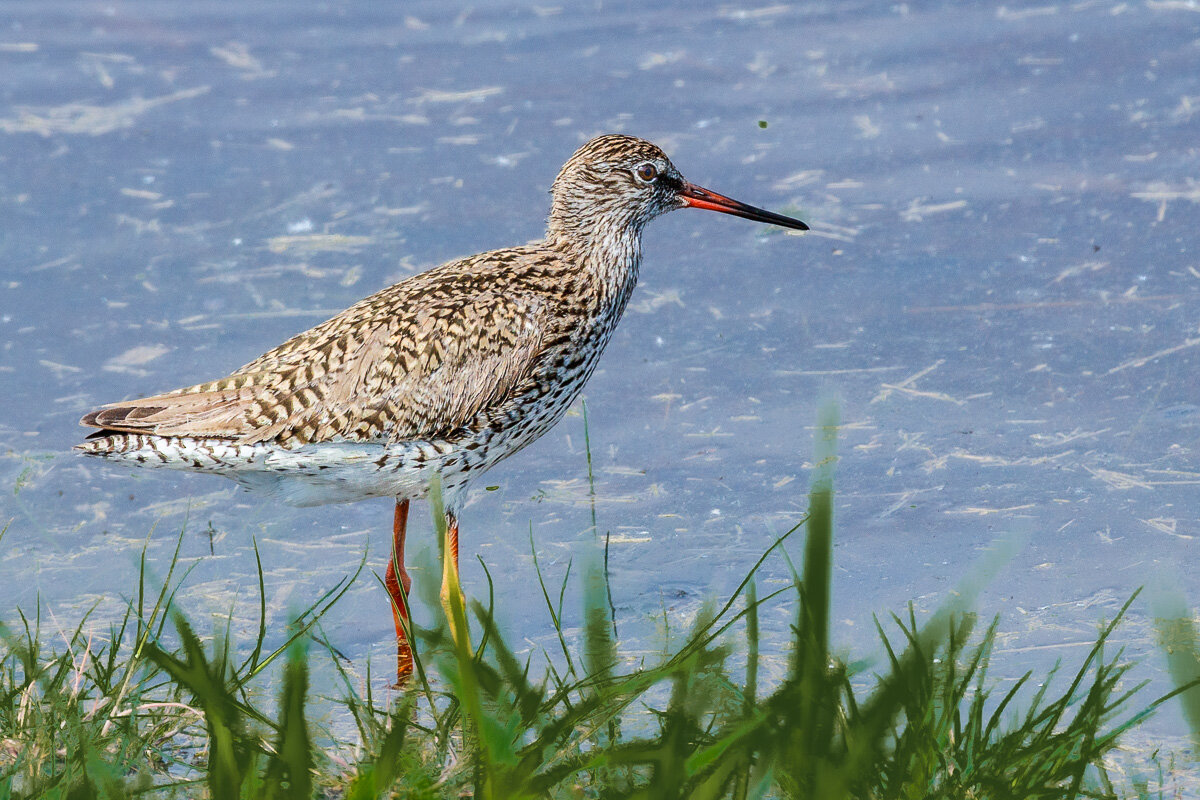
[529,523,578,678]
[581,399,619,639]
[239,549,366,685]
[236,537,270,677]
[583,549,618,686]
[1151,583,1200,746]
[803,399,838,659]
[142,611,249,799]
[262,631,312,800]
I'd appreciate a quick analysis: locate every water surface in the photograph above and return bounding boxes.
[2,0,1198,754]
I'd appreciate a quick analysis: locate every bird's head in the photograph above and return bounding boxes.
[548,134,808,242]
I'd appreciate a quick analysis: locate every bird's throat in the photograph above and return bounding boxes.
[547,220,643,317]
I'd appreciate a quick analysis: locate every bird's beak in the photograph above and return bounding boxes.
[679,182,808,231]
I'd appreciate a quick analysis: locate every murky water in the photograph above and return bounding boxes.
[2,0,1199,750]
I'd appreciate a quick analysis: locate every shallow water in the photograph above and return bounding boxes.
[2,0,1199,755]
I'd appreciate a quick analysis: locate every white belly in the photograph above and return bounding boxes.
[80,434,483,508]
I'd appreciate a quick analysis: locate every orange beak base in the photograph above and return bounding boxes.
[679,183,808,231]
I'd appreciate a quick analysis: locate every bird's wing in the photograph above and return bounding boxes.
[81,263,557,445]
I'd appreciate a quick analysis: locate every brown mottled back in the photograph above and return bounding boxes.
[82,246,589,446]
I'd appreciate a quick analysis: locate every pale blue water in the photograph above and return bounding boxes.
[2,0,1199,766]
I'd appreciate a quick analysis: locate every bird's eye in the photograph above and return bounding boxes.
[635,163,659,183]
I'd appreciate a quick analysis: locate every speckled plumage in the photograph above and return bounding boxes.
[77,134,808,682]
[84,139,634,500]
[78,135,807,509]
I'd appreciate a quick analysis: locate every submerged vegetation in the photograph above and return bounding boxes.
[1,410,1199,798]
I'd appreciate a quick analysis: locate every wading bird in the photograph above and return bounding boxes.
[78,134,808,681]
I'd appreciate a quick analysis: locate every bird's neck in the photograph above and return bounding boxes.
[546,213,643,314]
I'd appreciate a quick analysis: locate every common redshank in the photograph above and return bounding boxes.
[77,134,808,681]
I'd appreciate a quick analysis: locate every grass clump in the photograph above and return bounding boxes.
[1,408,1197,797]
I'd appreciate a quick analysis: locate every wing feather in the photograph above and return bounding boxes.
[81,253,562,445]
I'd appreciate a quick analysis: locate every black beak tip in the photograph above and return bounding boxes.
[679,182,810,233]
[765,213,808,232]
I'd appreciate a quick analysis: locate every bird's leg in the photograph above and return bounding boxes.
[446,510,460,573]
[384,498,413,684]
[438,510,461,604]
[439,510,469,654]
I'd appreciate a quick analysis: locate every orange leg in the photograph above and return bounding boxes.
[446,510,460,574]
[439,509,469,654]
[384,499,413,683]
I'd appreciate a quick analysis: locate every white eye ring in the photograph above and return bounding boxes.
[634,163,659,183]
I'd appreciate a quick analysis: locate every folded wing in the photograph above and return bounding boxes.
[81,265,553,446]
